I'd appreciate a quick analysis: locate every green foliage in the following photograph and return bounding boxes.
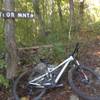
[0,74,9,88]
[0,55,8,88]
[0,0,100,64]
[11,0,100,47]
[0,59,6,69]
[92,21,100,34]
[52,43,66,62]
[0,19,5,52]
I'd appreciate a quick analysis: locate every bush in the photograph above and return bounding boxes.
[0,53,9,88]
[0,74,9,88]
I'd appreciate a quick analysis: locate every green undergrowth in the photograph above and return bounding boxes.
[0,55,9,88]
[19,31,98,66]
[0,74,9,88]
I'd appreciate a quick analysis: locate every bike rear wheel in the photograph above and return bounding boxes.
[13,69,46,100]
[68,66,100,100]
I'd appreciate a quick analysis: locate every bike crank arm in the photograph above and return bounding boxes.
[44,83,64,89]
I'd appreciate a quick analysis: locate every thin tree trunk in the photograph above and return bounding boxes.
[50,0,55,32]
[32,0,46,35]
[69,0,74,39]
[3,0,18,79]
[69,0,74,25]
[57,0,63,27]
[79,0,84,19]
[79,0,84,29]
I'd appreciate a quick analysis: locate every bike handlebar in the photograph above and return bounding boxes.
[71,42,80,57]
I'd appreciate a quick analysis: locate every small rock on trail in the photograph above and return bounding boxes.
[70,94,79,100]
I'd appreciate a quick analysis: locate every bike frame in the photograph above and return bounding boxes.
[29,55,80,86]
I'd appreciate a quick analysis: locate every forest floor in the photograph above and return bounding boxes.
[42,35,100,100]
[0,35,100,100]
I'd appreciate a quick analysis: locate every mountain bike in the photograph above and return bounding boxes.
[13,43,100,100]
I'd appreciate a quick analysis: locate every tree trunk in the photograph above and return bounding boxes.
[50,0,55,32]
[57,0,63,27]
[79,0,84,29]
[69,0,74,39]
[79,0,84,19]
[3,0,18,79]
[32,0,46,35]
[69,0,74,25]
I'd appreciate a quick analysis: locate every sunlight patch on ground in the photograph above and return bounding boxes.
[97,35,100,40]
[93,51,100,57]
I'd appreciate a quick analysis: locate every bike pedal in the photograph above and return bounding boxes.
[51,84,63,88]
[44,83,63,89]
[97,76,100,80]
[55,84,64,87]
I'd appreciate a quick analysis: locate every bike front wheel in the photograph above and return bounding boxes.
[13,69,46,100]
[68,66,100,100]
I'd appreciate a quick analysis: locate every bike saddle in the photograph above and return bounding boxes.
[40,59,50,65]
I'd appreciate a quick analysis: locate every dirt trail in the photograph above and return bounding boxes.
[80,37,100,67]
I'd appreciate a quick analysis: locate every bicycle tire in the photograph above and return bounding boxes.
[13,69,46,100]
[68,66,100,100]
